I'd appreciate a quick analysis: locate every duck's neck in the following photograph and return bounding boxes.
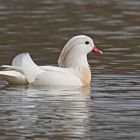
[65,55,89,71]
[59,54,91,85]
[76,55,91,86]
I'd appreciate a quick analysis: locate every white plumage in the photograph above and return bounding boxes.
[0,35,103,86]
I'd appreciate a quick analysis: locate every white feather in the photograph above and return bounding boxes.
[12,53,44,83]
[0,70,25,84]
[0,35,102,86]
[1,65,23,72]
[33,66,82,86]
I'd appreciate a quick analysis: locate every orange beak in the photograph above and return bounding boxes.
[92,47,103,55]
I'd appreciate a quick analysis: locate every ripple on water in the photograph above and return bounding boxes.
[0,0,140,140]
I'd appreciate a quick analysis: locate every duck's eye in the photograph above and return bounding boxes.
[85,41,89,45]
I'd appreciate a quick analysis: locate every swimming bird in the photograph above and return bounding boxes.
[0,35,103,86]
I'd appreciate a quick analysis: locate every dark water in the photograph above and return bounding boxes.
[0,0,140,140]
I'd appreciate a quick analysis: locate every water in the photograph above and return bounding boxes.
[0,0,140,140]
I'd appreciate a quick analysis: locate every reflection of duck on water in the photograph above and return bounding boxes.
[0,84,91,139]
[0,35,102,86]
[25,86,91,138]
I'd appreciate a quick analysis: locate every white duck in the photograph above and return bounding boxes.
[0,35,103,86]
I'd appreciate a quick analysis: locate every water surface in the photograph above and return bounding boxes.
[0,0,140,140]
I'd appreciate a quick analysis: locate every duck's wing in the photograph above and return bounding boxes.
[0,53,44,84]
[11,53,44,83]
[34,66,82,86]
[0,53,82,86]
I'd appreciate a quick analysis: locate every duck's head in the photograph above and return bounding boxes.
[58,35,103,68]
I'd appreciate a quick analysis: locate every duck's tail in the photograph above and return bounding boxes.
[0,53,44,84]
[0,70,26,84]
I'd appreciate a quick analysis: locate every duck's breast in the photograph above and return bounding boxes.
[80,68,91,86]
